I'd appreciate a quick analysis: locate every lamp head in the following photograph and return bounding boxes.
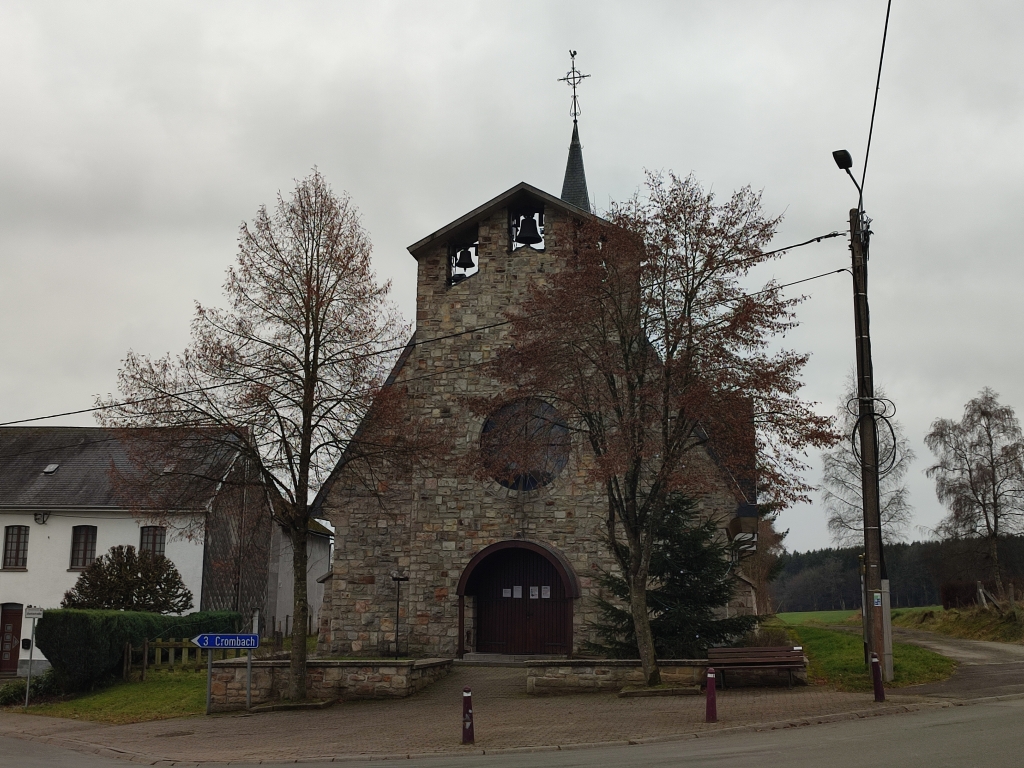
[833,149,854,171]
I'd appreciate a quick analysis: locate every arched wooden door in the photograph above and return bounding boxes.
[465,547,571,655]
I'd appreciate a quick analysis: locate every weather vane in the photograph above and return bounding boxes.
[558,50,590,123]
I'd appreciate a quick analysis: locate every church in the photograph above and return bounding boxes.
[314,62,758,659]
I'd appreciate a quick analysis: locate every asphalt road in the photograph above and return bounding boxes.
[2,696,1022,768]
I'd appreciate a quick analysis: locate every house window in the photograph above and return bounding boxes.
[70,525,97,569]
[140,526,166,557]
[2,526,28,569]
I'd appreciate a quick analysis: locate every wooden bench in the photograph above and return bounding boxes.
[706,646,806,688]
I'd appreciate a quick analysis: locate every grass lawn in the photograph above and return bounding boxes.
[789,624,956,692]
[776,609,859,626]
[23,670,207,724]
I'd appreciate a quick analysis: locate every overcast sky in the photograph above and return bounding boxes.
[2,1,1023,552]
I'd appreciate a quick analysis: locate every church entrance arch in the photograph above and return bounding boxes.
[457,541,579,658]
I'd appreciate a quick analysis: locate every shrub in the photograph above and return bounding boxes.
[0,669,61,706]
[62,545,194,614]
[35,609,239,692]
[739,625,794,647]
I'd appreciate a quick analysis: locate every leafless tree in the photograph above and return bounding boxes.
[742,517,788,615]
[482,172,836,685]
[925,387,1024,596]
[822,376,915,546]
[97,170,413,698]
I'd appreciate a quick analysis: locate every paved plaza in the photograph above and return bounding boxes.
[0,666,950,764]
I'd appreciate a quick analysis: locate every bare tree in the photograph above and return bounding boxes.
[742,517,788,615]
[482,172,836,685]
[822,376,915,546]
[98,170,412,698]
[925,388,1024,596]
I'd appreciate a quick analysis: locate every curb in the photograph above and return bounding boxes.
[5,692,1024,765]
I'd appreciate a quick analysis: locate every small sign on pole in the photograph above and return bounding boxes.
[248,611,259,710]
[23,606,42,709]
[191,633,260,649]
[191,634,261,714]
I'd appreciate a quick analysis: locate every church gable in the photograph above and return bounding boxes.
[316,181,757,659]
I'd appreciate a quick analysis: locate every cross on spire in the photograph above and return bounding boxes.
[558,50,590,123]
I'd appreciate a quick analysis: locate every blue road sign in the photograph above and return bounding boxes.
[191,633,260,649]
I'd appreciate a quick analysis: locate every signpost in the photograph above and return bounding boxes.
[249,611,259,710]
[23,606,43,709]
[191,633,260,714]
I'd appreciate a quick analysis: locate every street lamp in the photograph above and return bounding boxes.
[832,150,863,209]
[834,148,892,684]
[391,572,409,660]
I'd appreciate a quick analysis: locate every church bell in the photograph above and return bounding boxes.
[455,248,475,269]
[514,214,543,246]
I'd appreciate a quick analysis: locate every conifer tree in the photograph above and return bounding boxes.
[587,494,758,659]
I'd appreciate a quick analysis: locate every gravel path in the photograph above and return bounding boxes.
[892,627,1024,699]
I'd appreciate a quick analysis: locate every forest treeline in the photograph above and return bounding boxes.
[770,535,1024,612]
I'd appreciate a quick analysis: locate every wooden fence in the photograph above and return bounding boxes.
[122,638,247,681]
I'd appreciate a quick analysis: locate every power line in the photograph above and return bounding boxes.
[0,260,849,431]
[861,0,893,196]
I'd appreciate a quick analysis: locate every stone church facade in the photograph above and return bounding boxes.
[314,172,759,659]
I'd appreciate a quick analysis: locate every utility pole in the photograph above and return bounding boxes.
[849,206,893,682]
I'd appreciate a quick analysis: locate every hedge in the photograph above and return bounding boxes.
[34,609,240,691]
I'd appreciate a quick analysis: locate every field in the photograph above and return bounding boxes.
[892,604,1024,643]
[777,609,858,626]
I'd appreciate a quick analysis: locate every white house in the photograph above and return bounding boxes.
[265,518,333,637]
[0,426,274,677]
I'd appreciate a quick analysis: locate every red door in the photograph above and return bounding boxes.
[1,605,23,676]
[471,549,570,655]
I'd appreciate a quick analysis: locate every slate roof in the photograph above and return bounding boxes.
[0,426,235,510]
[0,427,133,508]
[560,122,591,213]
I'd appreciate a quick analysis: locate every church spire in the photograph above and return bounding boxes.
[558,51,591,213]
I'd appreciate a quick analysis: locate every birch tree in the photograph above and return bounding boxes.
[822,377,915,546]
[926,388,1024,596]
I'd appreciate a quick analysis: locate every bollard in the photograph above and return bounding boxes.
[462,686,475,744]
[705,667,717,723]
[871,653,885,702]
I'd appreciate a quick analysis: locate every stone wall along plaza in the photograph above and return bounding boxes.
[209,658,451,711]
[526,660,705,694]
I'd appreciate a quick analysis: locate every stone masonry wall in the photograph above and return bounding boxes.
[526,660,705,694]
[209,658,451,711]
[319,200,754,659]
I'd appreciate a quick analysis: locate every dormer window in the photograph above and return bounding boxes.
[510,203,545,251]
[448,230,480,286]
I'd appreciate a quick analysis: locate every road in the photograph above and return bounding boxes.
[2,696,1021,768]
